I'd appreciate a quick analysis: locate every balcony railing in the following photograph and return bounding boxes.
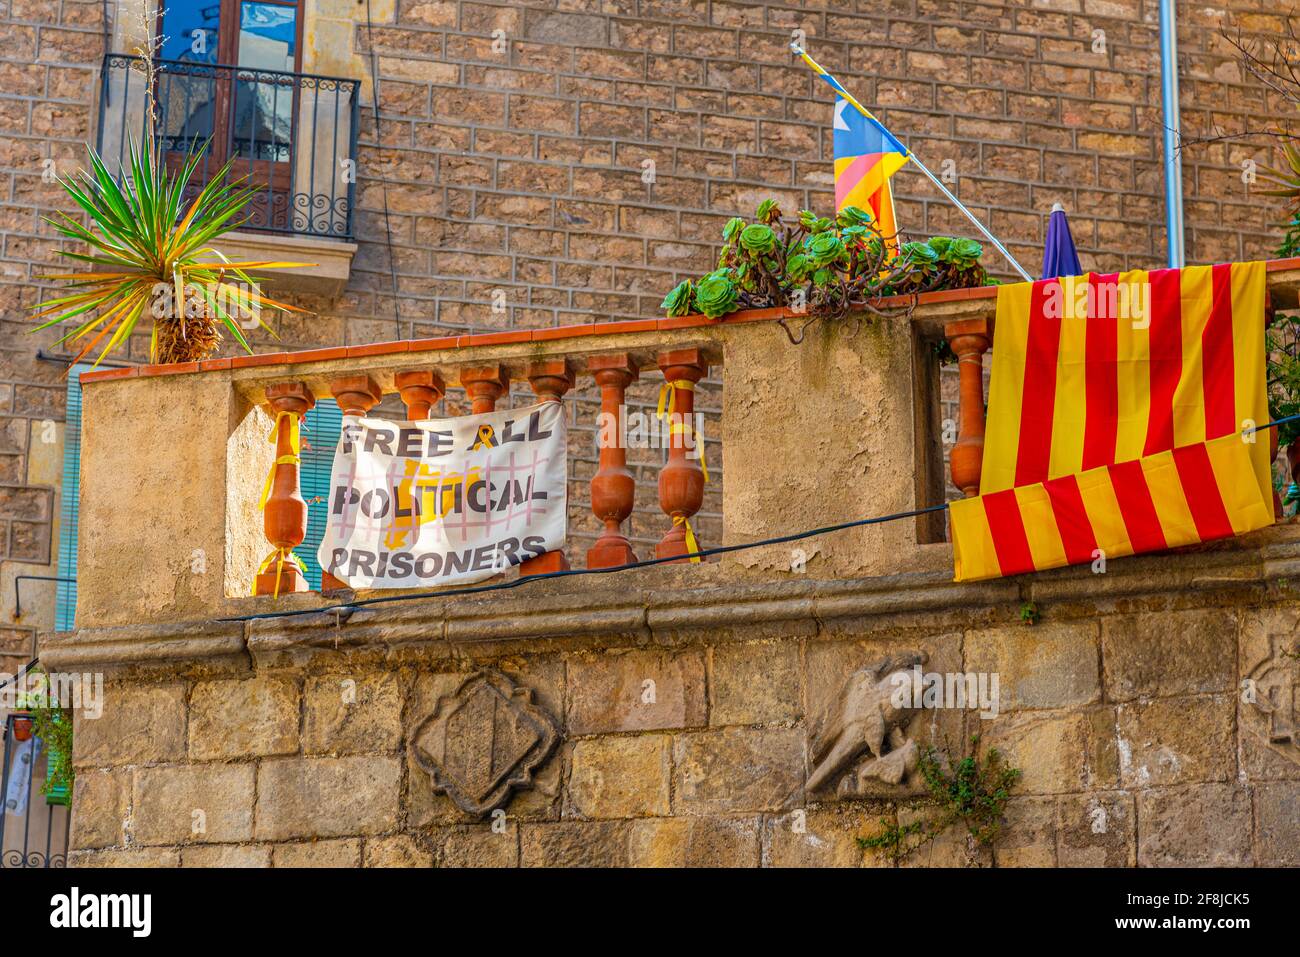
[1,711,70,868]
[63,259,1300,627]
[97,55,360,240]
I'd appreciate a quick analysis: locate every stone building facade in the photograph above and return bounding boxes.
[0,0,1292,639]
[2,0,1298,866]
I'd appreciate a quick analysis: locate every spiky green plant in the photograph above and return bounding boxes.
[33,137,309,367]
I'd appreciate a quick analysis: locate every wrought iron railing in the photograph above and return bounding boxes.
[97,55,360,240]
[1,711,70,868]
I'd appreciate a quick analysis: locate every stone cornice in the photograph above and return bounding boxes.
[40,526,1300,674]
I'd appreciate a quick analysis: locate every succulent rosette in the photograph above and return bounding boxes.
[739,223,777,255]
[695,272,740,318]
[661,279,695,317]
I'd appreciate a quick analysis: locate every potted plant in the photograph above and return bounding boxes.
[31,138,308,367]
[660,200,990,336]
[11,713,33,741]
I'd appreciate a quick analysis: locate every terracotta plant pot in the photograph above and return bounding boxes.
[12,716,32,741]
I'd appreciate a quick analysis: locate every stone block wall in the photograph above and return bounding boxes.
[61,545,1300,867]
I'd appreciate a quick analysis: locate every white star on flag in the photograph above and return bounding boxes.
[833,99,851,131]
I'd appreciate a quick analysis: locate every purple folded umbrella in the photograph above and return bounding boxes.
[1042,202,1083,280]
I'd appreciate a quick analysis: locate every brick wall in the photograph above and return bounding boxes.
[0,0,1292,617]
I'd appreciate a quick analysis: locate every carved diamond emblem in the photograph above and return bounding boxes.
[411,669,560,818]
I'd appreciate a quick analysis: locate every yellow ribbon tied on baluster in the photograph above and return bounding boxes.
[257,548,308,599]
[258,410,302,511]
[658,379,708,481]
[656,378,696,420]
[668,421,708,483]
[672,514,703,564]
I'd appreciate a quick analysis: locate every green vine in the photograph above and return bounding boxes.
[1019,600,1040,626]
[857,734,1022,864]
[17,670,74,797]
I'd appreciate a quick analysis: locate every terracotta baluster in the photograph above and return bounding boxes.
[255,382,315,597]
[461,364,508,414]
[945,318,991,497]
[655,348,707,562]
[395,369,444,420]
[587,353,639,568]
[518,359,575,575]
[321,374,383,592]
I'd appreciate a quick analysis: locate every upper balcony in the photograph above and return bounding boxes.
[48,258,1300,653]
[96,54,360,297]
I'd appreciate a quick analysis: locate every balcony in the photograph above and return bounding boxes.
[95,54,360,296]
[46,257,1300,635]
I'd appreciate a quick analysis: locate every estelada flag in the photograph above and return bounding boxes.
[832,98,908,247]
[950,262,1275,581]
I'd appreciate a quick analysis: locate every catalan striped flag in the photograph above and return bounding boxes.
[797,49,910,245]
[950,261,1274,581]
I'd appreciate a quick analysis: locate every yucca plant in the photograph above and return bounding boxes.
[33,137,308,367]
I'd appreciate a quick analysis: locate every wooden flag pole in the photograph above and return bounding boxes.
[791,43,1034,283]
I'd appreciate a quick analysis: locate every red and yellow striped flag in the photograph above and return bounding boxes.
[951,262,1274,582]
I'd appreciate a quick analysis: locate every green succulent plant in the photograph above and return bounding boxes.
[694,272,740,318]
[656,199,990,322]
[739,223,777,255]
[661,278,695,317]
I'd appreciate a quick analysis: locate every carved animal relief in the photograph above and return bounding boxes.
[411,669,560,818]
[807,652,927,798]
[1246,632,1300,765]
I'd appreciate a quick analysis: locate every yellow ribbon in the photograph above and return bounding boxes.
[669,421,709,483]
[258,411,302,510]
[256,548,307,599]
[656,378,696,420]
[471,424,497,450]
[673,515,702,564]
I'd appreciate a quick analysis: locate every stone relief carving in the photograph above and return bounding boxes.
[806,651,928,797]
[1245,632,1300,764]
[411,669,560,818]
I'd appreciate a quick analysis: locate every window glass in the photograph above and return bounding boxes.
[159,0,221,63]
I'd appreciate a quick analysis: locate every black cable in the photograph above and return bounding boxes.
[363,0,404,340]
[218,502,951,623]
[0,659,39,693]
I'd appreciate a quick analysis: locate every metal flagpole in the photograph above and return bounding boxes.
[791,43,1034,283]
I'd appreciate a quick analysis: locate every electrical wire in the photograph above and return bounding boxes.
[218,412,1300,625]
[219,502,950,623]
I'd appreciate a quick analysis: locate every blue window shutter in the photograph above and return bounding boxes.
[57,381,341,613]
[54,364,91,632]
[294,398,341,590]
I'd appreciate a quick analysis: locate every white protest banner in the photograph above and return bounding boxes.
[318,400,566,588]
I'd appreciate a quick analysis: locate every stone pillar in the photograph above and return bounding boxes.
[587,353,639,569]
[395,369,444,420]
[461,364,508,415]
[322,374,383,592]
[521,359,575,575]
[655,348,707,562]
[254,382,315,597]
[945,318,991,497]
